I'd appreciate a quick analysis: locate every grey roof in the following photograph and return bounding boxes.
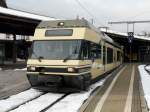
[102,33,122,48]
[37,19,95,29]
[101,28,150,42]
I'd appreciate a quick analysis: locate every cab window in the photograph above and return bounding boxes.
[80,40,101,60]
[80,41,91,60]
[91,43,101,59]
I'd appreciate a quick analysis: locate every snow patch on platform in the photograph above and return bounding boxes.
[138,65,150,110]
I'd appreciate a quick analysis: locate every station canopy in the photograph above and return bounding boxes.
[0,7,55,35]
[101,28,150,42]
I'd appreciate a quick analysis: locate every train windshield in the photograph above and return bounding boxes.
[31,40,81,60]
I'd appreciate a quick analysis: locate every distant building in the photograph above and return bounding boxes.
[0,0,7,65]
[0,0,7,8]
[0,34,31,65]
[0,2,53,65]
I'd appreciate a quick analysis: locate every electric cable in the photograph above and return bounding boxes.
[74,0,105,27]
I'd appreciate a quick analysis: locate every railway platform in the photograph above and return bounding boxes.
[82,64,149,112]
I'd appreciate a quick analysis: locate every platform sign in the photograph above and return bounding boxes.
[128,32,134,43]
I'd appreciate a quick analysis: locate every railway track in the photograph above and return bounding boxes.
[0,88,69,112]
[0,66,124,112]
[0,77,106,112]
[10,93,68,112]
[0,65,127,112]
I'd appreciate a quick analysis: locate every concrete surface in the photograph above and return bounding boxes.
[0,69,30,99]
[84,64,148,112]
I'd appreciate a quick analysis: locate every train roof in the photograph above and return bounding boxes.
[37,19,95,28]
[37,19,121,48]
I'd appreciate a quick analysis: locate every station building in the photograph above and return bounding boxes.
[0,0,53,65]
[0,34,30,65]
[0,0,30,65]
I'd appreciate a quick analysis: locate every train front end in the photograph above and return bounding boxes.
[27,20,92,91]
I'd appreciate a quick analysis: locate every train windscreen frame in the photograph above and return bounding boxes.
[30,40,81,60]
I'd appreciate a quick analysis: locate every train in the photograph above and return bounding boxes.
[26,19,123,91]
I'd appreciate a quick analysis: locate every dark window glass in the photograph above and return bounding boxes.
[31,40,81,60]
[91,43,101,59]
[80,41,91,60]
[97,45,101,58]
[103,46,106,65]
[45,29,73,36]
[80,41,101,60]
[117,51,121,61]
[107,47,113,64]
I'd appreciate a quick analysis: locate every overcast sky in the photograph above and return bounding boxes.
[6,0,150,34]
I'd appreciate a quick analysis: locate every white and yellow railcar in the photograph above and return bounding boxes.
[27,19,123,90]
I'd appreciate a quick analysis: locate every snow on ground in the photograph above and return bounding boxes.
[0,7,54,21]
[46,78,106,112]
[14,68,27,71]
[0,89,42,112]
[145,65,150,71]
[138,65,150,110]
[0,73,109,112]
[11,93,64,112]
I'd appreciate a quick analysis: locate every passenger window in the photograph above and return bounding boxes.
[107,47,113,64]
[97,45,101,58]
[117,51,121,61]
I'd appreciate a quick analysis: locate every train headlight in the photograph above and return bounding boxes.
[68,67,76,72]
[28,66,36,71]
[58,22,64,26]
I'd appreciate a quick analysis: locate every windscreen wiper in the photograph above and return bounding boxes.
[63,47,79,62]
[63,55,72,62]
[38,56,44,62]
[33,51,44,62]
